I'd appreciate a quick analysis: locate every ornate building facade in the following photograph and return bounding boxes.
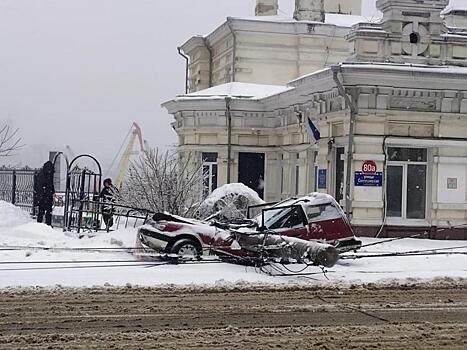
[163,0,467,239]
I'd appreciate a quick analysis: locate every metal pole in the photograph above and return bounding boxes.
[77,169,86,233]
[11,170,16,205]
[203,38,213,88]
[32,171,38,216]
[331,65,357,222]
[64,173,70,231]
[177,47,190,94]
[226,97,232,183]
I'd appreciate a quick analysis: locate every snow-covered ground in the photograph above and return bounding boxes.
[0,201,466,288]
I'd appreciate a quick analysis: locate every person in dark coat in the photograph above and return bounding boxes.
[35,161,55,226]
[99,178,117,231]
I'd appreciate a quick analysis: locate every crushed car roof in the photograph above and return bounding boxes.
[274,193,337,207]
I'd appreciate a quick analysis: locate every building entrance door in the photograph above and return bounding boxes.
[238,152,265,199]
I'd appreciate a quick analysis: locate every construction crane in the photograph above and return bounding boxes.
[114,122,145,188]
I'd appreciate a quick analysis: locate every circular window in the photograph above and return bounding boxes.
[409,32,420,44]
[402,24,428,56]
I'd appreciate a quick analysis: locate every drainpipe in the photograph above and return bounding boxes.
[177,47,189,94]
[226,97,232,183]
[203,38,213,88]
[331,65,357,222]
[226,18,237,82]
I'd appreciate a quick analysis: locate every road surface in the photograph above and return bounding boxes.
[0,282,466,349]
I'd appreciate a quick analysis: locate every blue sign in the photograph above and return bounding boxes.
[318,169,327,189]
[355,172,383,187]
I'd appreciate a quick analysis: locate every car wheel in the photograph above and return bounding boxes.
[170,238,201,258]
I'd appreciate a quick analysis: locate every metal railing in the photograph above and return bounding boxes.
[65,199,154,233]
[0,168,37,213]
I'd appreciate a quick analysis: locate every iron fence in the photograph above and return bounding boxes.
[0,169,37,213]
[0,157,155,233]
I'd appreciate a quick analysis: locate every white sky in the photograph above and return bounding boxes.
[0,0,463,171]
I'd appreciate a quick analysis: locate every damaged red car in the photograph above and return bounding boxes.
[136,193,361,267]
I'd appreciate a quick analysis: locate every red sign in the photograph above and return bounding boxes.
[362,160,377,174]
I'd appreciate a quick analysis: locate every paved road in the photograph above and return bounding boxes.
[0,283,466,349]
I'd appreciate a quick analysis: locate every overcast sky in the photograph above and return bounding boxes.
[0,0,462,171]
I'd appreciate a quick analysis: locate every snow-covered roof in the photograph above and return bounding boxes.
[290,62,467,87]
[233,14,293,23]
[340,62,467,74]
[178,82,293,100]
[442,6,467,16]
[233,13,381,27]
[166,63,467,108]
[325,13,381,27]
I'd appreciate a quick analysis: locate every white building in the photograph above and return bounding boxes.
[163,0,467,239]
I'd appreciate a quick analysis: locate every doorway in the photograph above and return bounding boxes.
[238,152,265,199]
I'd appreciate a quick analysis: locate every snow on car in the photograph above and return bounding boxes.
[136,192,361,267]
[196,182,265,221]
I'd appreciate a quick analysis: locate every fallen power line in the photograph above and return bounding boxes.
[341,251,467,260]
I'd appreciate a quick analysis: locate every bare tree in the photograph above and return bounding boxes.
[116,148,204,217]
[0,124,22,157]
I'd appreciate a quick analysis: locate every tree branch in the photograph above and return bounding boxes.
[0,125,24,157]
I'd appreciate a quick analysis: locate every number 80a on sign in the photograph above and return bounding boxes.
[362,160,377,174]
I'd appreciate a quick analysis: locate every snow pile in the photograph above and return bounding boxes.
[0,201,32,228]
[197,183,265,220]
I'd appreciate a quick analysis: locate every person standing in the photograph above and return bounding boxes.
[99,178,117,231]
[35,161,55,226]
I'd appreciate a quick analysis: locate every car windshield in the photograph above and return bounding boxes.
[304,203,342,223]
[261,205,305,230]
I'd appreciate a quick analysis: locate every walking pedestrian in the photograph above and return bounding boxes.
[99,178,117,231]
[35,161,55,226]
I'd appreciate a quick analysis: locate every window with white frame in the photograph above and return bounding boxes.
[386,147,427,219]
[202,152,218,197]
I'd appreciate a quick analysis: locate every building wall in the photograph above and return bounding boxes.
[184,20,353,93]
[346,0,467,66]
[309,74,467,237]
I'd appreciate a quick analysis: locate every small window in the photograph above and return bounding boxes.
[409,32,420,44]
[387,147,427,162]
[202,153,218,163]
